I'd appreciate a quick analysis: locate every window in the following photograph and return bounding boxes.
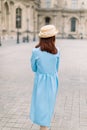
[71,18,76,32]
[16,8,22,28]
[45,17,51,25]
[46,0,51,8]
[72,0,78,9]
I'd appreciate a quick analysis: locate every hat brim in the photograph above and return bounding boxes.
[39,30,58,38]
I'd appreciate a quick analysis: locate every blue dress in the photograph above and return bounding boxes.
[30,47,60,127]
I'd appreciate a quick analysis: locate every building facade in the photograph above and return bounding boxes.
[0,0,39,40]
[39,0,87,39]
[0,0,87,40]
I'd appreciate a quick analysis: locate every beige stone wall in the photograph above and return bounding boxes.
[40,0,46,8]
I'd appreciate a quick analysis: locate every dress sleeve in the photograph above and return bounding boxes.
[56,49,60,72]
[31,49,38,72]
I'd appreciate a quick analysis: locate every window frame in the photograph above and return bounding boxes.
[72,0,78,9]
[46,0,51,8]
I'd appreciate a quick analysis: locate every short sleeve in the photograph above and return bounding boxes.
[56,48,60,71]
[31,49,38,72]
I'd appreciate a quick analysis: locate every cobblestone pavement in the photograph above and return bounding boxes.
[0,40,87,130]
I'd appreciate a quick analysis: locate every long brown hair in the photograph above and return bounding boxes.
[35,36,58,54]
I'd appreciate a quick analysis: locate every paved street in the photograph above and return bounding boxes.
[0,39,87,130]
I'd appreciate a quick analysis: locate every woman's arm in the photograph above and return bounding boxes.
[31,49,38,72]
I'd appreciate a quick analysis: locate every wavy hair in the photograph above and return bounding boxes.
[35,36,58,54]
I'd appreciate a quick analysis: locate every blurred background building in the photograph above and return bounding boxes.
[0,0,87,40]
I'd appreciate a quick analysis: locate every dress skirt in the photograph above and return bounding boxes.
[30,72,58,127]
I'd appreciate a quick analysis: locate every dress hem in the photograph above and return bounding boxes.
[29,116,50,128]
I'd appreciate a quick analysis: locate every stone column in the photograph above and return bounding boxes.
[33,6,37,41]
[64,16,68,37]
[79,12,84,39]
[85,20,87,38]
[0,0,3,36]
[0,0,2,30]
[8,10,11,35]
[37,14,40,33]
[26,5,30,42]
[81,16,85,38]
[6,12,9,35]
[9,2,14,35]
[56,11,62,35]
[3,3,9,35]
[28,5,33,38]
[61,14,65,38]
[0,0,2,45]
[53,14,57,27]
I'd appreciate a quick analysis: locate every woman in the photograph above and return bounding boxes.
[30,25,60,130]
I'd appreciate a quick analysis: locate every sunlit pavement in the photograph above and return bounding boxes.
[0,39,87,130]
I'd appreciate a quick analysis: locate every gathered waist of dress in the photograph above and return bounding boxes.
[36,71,58,76]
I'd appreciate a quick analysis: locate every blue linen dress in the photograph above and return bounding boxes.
[30,47,60,127]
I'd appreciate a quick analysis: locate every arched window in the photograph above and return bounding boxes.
[71,17,76,32]
[72,0,78,9]
[45,17,51,25]
[16,8,22,28]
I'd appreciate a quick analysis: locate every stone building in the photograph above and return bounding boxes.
[0,0,87,40]
[0,0,40,41]
[39,0,87,39]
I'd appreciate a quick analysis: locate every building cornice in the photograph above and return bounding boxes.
[36,8,61,12]
[62,8,87,13]
[37,7,87,13]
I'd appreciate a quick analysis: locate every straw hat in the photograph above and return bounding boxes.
[39,25,58,38]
